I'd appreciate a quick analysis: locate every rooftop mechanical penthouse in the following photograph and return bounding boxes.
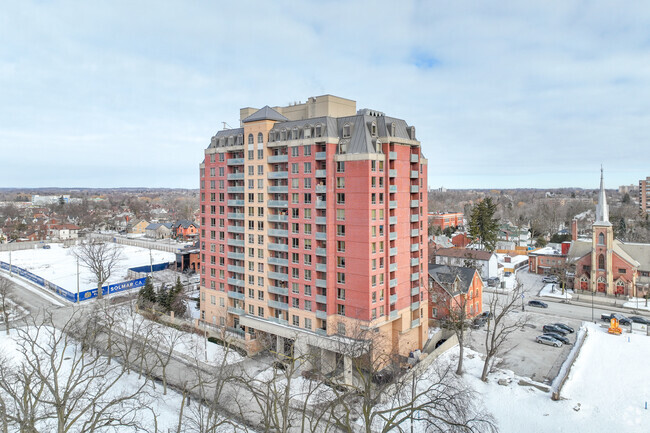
[199,95,428,376]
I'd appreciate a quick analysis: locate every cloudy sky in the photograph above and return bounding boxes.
[1,1,649,190]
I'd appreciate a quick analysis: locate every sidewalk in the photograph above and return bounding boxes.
[543,291,650,316]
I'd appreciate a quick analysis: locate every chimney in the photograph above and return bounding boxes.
[571,219,578,241]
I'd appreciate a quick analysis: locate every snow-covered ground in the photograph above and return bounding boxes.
[0,243,175,292]
[623,297,650,312]
[430,321,650,433]
[539,283,574,299]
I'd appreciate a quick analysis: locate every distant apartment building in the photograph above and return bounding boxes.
[640,177,650,213]
[428,211,463,231]
[199,95,428,374]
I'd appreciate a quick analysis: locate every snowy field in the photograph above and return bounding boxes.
[539,283,574,300]
[0,243,176,292]
[623,297,650,312]
[437,321,650,433]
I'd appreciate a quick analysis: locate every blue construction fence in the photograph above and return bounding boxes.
[0,260,170,303]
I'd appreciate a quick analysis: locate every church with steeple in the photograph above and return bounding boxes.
[568,169,650,296]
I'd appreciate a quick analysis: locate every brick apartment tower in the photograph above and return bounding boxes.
[640,176,650,213]
[199,95,428,375]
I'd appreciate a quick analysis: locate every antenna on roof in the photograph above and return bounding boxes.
[222,122,232,130]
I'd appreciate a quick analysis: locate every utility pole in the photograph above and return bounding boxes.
[9,250,12,277]
[76,256,80,304]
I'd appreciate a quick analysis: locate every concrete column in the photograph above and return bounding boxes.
[276,335,284,356]
[293,339,312,371]
[343,355,353,386]
[321,348,336,375]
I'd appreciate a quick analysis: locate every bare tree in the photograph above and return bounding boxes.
[73,240,123,300]
[0,277,14,335]
[481,280,528,381]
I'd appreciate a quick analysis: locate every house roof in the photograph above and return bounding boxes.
[567,239,642,269]
[434,247,494,261]
[174,219,197,229]
[242,105,288,123]
[428,264,479,295]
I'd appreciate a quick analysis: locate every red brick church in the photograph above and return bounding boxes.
[568,169,650,296]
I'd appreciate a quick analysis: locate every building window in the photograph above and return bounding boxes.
[337,304,346,317]
[342,123,351,138]
[315,124,322,137]
[598,232,605,245]
[304,126,312,139]
[336,161,345,173]
[248,134,254,144]
[257,132,263,144]
[305,317,312,329]
[598,254,605,270]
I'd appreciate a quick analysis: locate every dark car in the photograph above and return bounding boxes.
[528,300,548,308]
[487,277,499,287]
[471,316,487,329]
[543,332,570,345]
[542,324,568,335]
[629,316,650,325]
[553,323,575,333]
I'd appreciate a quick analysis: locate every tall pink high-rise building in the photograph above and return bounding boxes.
[199,95,428,371]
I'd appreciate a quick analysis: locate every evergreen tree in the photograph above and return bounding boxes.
[468,197,499,251]
[170,276,187,317]
[138,276,156,305]
[158,284,171,312]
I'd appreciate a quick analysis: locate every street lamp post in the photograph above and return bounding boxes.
[591,288,594,322]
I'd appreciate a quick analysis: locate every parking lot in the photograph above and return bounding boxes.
[467,307,583,385]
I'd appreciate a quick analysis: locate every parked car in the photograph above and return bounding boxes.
[487,277,499,287]
[629,316,650,325]
[543,275,559,283]
[528,300,548,308]
[601,313,632,325]
[552,323,575,333]
[42,244,51,249]
[536,335,562,347]
[543,332,570,345]
[471,316,487,329]
[542,324,568,335]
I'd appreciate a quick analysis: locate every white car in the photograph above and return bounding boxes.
[536,335,562,347]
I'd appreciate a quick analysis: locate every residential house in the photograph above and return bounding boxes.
[173,220,199,240]
[427,264,483,321]
[433,247,498,280]
[128,219,149,234]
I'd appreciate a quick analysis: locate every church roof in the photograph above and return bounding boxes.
[567,239,641,269]
[619,243,650,271]
[242,106,288,123]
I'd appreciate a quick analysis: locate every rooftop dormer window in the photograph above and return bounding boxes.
[315,123,322,138]
[371,122,377,137]
[304,125,311,138]
[281,129,287,141]
[292,127,299,140]
[342,123,351,138]
[390,123,396,136]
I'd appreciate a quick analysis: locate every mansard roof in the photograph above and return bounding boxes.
[242,106,288,123]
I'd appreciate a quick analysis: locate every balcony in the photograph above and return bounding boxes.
[411,286,420,296]
[410,170,418,179]
[410,154,419,163]
[268,300,289,311]
[228,212,244,220]
[267,256,288,266]
[268,316,289,325]
[268,214,288,222]
[268,271,288,282]
[410,200,419,208]
[389,279,397,288]
[389,247,397,256]
[389,169,397,178]
[227,264,245,274]
[390,310,399,320]
[410,214,418,223]
[268,154,288,163]
[389,263,397,272]
[267,185,288,194]
[230,252,245,261]
[268,243,289,252]
[227,173,244,180]
[389,216,397,225]
[411,318,420,328]
[411,243,419,252]
[316,279,327,288]
[227,277,245,287]
[389,185,397,193]
[316,310,327,320]
[411,229,419,237]
[268,200,288,208]
[227,225,245,234]
[315,232,327,241]
[315,328,327,336]
[389,151,397,160]
[228,200,244,207]
[316,263,327,273]
[228,186,244,193]
[390,294,397,305]
[315,185,326,194]
[227,307,245,316]
[268,285,288,296]
[268,171,288,179]
[316,294,327,304]
[389,232,397,241]
[315,169,327,178]
[269,229,288,237]
[227,158,244,166]
[226,326,245,338]
[410,185,419,193]
[315,151,326,160]
[389,201,397,209]
[411,257,419,267]
[315,199,327,209]
[315,216,327,225]
[315,247,327,256]
[411,301,420,311]
[227,239,244,248]
[227,291,245,301]
[411,272,420,282]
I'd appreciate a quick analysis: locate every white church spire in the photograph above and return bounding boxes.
[595,166,610,225]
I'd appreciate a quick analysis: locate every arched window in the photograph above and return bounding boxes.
[315,123,322,138]
[280,129,287,141]
[304,125,312,138]
[292,127,299,140]
[248,134,254,145]
[598,232,604,245]
[257,132,263,144]
[598,254,605,270]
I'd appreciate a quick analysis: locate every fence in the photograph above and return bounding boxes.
[0,239,77,252]
[89,233,185,253]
